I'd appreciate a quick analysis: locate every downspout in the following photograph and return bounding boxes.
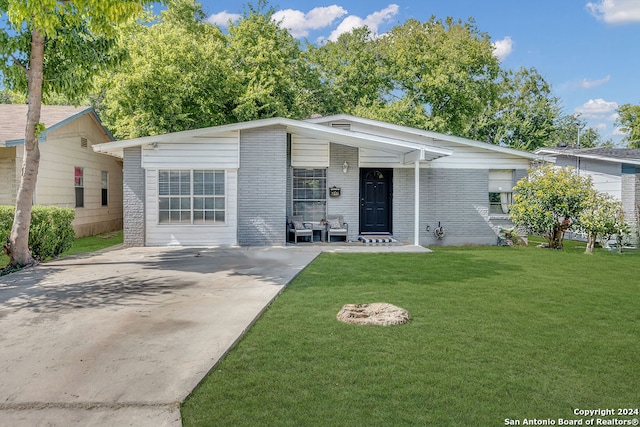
[414,159,420,246]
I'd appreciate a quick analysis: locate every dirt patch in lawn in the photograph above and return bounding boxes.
[337,303,409,326]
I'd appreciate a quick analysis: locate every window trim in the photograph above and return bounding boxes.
[101,171,108,207]
[74,166,84,208]
[292,168,327,223]
[488,170,514,216]
[157,169,227,226]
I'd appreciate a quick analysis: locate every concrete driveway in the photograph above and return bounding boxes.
[0,246,321,426]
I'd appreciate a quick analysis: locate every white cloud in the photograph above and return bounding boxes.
[574,98,619,119]
[586,0,640,24]
[328,4,400,42]
[580,75,611,88]
[492,37,513,61]
[612,126,627,136]
[207,11,242,27]
[273,6,348,38]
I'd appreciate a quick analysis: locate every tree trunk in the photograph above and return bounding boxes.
[585,234,595,254]
[549,224,564,249]
[5,29,45,269]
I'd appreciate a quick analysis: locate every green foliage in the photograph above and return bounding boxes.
[306,27,390,115]
[472,68,561,150]
[227,1,317,121]
[0,0,150,102]
[577,190,628,253]
[546,114,606,149]
[510,165,593,248]
[615,103,640,148]
[377,17,500,136]
[99,0,238,138]
[0,205,75,262]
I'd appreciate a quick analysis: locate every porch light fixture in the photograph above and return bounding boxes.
[342,161,349,173]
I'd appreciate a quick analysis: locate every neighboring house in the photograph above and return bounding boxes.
[93,114,541,247]
[536,146,640,243]
[0,104,123,237]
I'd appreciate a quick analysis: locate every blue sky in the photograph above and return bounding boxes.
[196,0,640,145]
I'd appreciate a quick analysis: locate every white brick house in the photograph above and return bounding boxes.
[93,114,541,247]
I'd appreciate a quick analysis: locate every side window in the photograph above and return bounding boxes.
[488,170,514,214]
[101,171,108,206]
[75,167,84,208]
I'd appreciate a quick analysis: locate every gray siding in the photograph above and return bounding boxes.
[237,126,287,245]
[327,143,359,240]
[123,146,145,247]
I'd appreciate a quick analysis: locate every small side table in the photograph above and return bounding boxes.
[311,222,327,242]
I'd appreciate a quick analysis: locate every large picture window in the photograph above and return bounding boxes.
[293,168,326,222]
[158,170,225,224]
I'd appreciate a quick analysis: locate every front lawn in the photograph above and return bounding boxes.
[182,240,639,426]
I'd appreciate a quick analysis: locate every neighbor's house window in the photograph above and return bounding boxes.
[101,171,108,206]
[74,167,84,208]
[489,170,514,214]
[292,168,326,222]
[158,170,225,224]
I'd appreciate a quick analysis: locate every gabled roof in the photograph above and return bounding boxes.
[93,115,542,163]
[0,104,114,147]
[92,116,455,161]
[307,114,541,160]
[536,146,640,166]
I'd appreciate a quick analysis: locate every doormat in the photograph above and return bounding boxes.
[358,235,398,244]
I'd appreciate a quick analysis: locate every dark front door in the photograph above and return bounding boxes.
[360,168,392,234]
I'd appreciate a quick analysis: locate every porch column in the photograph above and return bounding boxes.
[414,160,420,246]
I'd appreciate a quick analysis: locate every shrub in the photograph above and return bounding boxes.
[0,206,75,261]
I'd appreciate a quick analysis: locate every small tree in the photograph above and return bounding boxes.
[0,0,151,270]
[510,165,592,249]
[578,190,627,254]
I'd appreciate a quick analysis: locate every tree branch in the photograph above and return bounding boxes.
[10,53,29,75]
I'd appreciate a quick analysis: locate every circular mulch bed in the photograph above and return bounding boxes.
[336,303,410,326]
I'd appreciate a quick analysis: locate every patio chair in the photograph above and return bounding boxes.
[326,214,348,242]
[288,216,313,243]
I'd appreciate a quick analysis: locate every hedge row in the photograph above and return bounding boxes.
[0,206,75,261]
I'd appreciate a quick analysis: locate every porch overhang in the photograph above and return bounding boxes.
[286,123,453,163]
[94,117,453,162]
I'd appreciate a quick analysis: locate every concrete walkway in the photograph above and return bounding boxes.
[0,243,430,426]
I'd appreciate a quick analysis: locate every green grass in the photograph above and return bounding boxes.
[182,238,640,426]
[0,230,123,266]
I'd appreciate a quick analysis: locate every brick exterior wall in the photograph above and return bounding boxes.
[392,168,524,246]
[238,126,287,245]
[122,146,145,247]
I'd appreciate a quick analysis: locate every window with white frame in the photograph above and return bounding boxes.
[158,170,225,224]
[489,170,514,214]
[292,168,326,222]
[74,167,84,208]
[101,171,108,206]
